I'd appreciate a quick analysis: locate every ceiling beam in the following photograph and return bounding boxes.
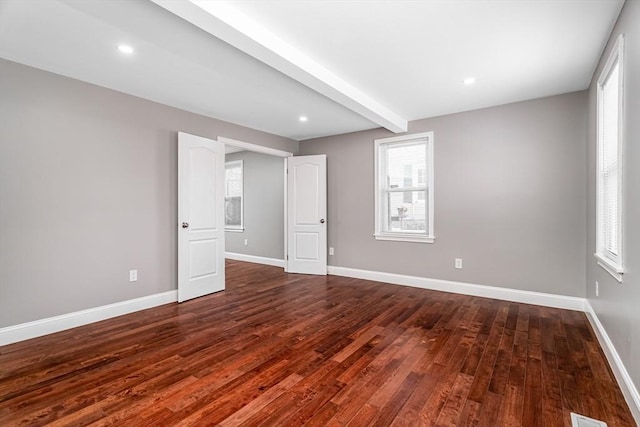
[150,0,408,134]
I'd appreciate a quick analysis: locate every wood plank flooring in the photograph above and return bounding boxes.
[0,260,635,426]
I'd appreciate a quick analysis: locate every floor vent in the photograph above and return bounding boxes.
[571,413,608,427]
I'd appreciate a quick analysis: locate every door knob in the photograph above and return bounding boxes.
[320,219,325,224]
[182,222,189,228]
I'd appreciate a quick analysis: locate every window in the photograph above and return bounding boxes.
[225,160,243,231]
[374,131,434,243]
[596,34,624,282]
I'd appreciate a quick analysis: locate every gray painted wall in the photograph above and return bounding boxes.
[225,151,284,260]
[300,92,588,297]
[586,0,640,401]
[0,59,297,327]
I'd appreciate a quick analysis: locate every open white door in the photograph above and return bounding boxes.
[286,155,327,275]
[178,132,225,302]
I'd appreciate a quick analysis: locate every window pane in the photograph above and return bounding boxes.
[417,168,426,200]
[403,165,413,202]
[386,191,427,232]
[225,197,242,226]
[385,143,425,189]
[226,179,242,197]
[225,165,242,197]
[602,62,619,170]
[603,165,618,255]
[599,60,620,259]
[225,161,243,228]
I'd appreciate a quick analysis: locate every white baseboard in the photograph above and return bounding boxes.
[225,252,285,268]
[2,251,284,346]
[584,301,640,425]
[0,290,177,346]
[327,265,586,311]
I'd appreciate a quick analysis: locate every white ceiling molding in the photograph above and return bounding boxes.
[150,0,408,134]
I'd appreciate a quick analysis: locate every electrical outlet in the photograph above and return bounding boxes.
[595,281,599,297]
[329,247,334,256]
[244,239,248,246]
[455,258,463,269]
[129,270,138,282]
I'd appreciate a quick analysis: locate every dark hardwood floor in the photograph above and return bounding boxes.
[0,260,635,426]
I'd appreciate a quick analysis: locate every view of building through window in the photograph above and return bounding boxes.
[385,142,427,232]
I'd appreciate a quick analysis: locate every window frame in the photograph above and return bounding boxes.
[374,131,434,243]
[224,159,244,232]
[595,34,624,282]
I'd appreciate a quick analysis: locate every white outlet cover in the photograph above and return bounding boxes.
[570,413,607,427]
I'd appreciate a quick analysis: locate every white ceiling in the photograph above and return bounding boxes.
[0,0,624,141]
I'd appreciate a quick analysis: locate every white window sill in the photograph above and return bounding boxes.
[594,252,623,282]
[225,228,244,233]
[373,233,434,243]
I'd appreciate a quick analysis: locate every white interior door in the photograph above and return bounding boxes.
[286,155,327,275]
[178,132,225,302]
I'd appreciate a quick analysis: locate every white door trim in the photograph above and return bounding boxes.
[218,136,293,158]
[220,136,292,270]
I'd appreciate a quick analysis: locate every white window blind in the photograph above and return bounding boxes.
[595,34,624,281]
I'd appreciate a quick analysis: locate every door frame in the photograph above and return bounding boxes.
[217,137,293,270]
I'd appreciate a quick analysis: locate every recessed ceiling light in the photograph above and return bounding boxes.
[299,116,308,122]
[463,77,476,85]
[117,44,134,55]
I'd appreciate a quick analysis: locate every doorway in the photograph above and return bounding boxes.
[221,137,291,268]
[178,133,327,303]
